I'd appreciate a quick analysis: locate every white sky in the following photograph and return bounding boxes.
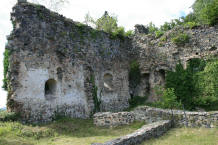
[0,0,195,108]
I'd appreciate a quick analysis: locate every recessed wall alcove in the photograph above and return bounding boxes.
[103,73,113,91]
[44,79,57,100]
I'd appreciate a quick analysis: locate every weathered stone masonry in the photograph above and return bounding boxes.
[92,120,172,145]
[6,2,133,122]
[6,1,218,122]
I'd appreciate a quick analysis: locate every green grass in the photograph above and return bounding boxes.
[0,117,144,145]
[141,127,218,145]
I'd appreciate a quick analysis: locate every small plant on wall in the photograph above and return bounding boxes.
[3,47,10,91]
[171,32,190,46]
[90,75,101,113]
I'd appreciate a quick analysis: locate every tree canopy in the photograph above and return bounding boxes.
[192,0,218,25]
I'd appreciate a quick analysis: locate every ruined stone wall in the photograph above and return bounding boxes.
[93,112,135,127]
[93,106,218,128]
[5,2,218,122]
[132,25,218,101]
[133,106,218,128]
[6,2,132,122]
[92,120,172,145]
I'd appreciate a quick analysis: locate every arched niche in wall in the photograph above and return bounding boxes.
[159,69,165,82]
[57,67,63,80]
[103,73,113,91]
[44,79,57,100]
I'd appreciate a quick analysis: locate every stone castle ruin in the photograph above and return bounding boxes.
[5,1,218,122]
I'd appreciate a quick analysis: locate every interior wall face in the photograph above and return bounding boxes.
[134,73,150,97]
[12,54,89,122]
[95,67,130,112]
[147,70,166,102]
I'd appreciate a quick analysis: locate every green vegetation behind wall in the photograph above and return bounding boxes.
[165,58,218,111]
[129,61,141,93]
[193,0,218,25]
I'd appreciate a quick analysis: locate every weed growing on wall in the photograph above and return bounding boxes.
[171,32,190,46]
[90,75,101,113]
[2,48,10,91]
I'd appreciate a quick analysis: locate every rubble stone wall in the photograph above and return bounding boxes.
[133,106,218,128]
[93,112,135,127]
[92,120,172,145]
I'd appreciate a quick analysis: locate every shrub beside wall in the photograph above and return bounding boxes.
[165,58,218,111]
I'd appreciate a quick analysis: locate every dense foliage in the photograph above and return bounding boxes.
[146,0,217,40]
[165,58,218,111]
[194,58,218,110]
[171,32,190,46]
[155,88,182,109]
[192,0,218,25]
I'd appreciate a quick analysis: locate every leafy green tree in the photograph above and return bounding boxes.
[165,63,195,110]
[95,11,118,33]
[160,22,172,32]
[147,22,158,33]
[159,88,182,109]
[84,11,133,38]
[192,0,218,25]
[195,59,218,110]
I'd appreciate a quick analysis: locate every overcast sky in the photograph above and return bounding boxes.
[0,0,195,108]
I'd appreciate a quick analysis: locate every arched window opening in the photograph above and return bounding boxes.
[45,79,57,99]
[103,73,113,91]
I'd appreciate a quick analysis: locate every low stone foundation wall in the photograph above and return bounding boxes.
[93,112,135,127]
[92,120,172,145]
[133,106,218,128]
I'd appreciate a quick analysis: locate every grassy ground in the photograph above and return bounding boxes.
[0,117,144,145]
[141,127,218,145]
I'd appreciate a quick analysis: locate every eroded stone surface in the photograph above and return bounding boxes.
[5,2,218,122]
[93,112,135,127]
[6,3,132,122]
[133,106,218,128]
